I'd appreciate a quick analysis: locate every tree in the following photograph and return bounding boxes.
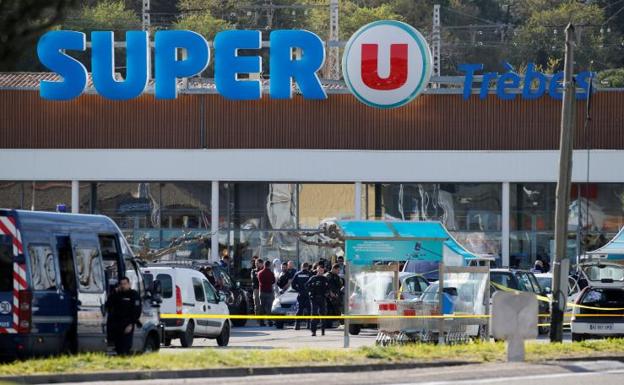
[173,11,233,41]
[598,68,624,88]
[62,0,141,36]
[0,0,78,70]
[303,1,403,41]
[512,2,609,71]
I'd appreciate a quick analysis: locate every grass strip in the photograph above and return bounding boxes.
[0,339,623,376]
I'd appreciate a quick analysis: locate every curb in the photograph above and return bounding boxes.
[1,360,478,384]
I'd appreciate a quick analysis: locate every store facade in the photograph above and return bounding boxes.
[2,74,624,278]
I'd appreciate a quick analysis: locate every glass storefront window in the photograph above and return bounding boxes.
[298,184,355,229]
[364,183,502,232]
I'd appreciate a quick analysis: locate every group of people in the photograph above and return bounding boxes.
[251,256,345,336]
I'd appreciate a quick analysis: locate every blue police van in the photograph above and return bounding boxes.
[0,209,162,359]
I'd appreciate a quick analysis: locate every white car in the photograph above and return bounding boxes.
[141,266,231,347]
[571,285,624,341]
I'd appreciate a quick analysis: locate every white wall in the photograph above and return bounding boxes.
[1,149,623,183]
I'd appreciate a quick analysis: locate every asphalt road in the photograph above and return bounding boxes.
[161,322,570,351]
[57,360,624,385]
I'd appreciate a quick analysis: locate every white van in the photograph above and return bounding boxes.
[141,265,231,347]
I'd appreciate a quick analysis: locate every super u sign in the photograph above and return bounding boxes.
[342,20,432,109]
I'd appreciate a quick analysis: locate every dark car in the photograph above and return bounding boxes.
[490,268,551,335]
[209,263,253,327]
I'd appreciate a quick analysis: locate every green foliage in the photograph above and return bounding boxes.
[303,1,403,40]
[63,0,140,33]
[598,68,624,88]
[512,2,606,70]
[0,339,623,376]
[173,11,234,40]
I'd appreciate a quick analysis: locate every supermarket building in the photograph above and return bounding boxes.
[1,73,624,277]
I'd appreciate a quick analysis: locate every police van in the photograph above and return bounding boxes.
[0,209,162,359]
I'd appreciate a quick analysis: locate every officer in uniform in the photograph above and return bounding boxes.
[325,263,344,328]
[305,263,330,336]
[291,262,313,330]
[106,277,142,355]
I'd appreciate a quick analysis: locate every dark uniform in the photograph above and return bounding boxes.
[106,288,142,355]
[291,268,313,329]
[305,274,330,336]
[325,270,344,325]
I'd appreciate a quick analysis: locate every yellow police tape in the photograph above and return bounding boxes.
[160,313,622,320]
[490,281,624,311]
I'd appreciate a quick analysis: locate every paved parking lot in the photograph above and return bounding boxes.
[161,322,571,351]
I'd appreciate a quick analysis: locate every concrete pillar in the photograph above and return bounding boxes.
[502,182,510,267]
[354,181,362,220]
[71,181,80,213]
[211,181,219,263]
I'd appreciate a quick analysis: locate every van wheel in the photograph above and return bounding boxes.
[180,321,195,348]
[348,324,361,335]
[216,321,230,347]
[143,333,160,353]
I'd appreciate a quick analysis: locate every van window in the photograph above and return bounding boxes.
[75,246,104,293]
[192,277,205,302]
[490,272,519,290]
[203,280,217,303]
[0,235,12,291]
[27,244,57,291]
[157,274,173,298]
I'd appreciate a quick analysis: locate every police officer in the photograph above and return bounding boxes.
[291,262,313,330]
[305,263,330,336]
[106,277,142,355]
[325,263,344,327]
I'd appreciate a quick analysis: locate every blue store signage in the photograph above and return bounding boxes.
[37,20,593,106]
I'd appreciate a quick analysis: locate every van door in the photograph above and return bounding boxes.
[71,234,107,352]
[202,279,225,334]
[191,277,209,336]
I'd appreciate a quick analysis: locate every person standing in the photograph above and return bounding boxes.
[305,264,330,336]
[258,260,276,327]
[291,262,313,330]
[337,256,346,277]
[106,277,142,355]
[251,257,264,325]
[325,263,344,328]
[219,253,231,275]
[276,261,290,294]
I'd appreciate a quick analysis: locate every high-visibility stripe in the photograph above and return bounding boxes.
[0,215,27,334]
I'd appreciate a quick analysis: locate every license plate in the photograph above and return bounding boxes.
[589,323,614,331]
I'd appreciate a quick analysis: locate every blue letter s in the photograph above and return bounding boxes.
[37,31,88,100]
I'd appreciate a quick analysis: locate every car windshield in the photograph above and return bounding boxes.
[583,264,624,282]
[490,272,520,290]
[581,288,624,308]
[537,277,552,291]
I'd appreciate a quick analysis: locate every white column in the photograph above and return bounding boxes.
[502,182,510,267]
[211,181,219,263]
[354,181,363,220]
[71,180,79,213]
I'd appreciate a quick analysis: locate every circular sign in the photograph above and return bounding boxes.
[342,20,432,109]
[0,301,11,315]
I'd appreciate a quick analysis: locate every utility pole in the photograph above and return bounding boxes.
[550,23,576,343]
[327,0,340,80]
[432,4,441,84]
[142,0,150,31]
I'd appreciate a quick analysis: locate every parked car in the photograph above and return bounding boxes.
[209,263,252,327]
[271,288,299,329]
[0,210,162,360]
[348,272,429,335]
[141,265,231,347]
[571,285,624,341]
[490,268,550,335]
